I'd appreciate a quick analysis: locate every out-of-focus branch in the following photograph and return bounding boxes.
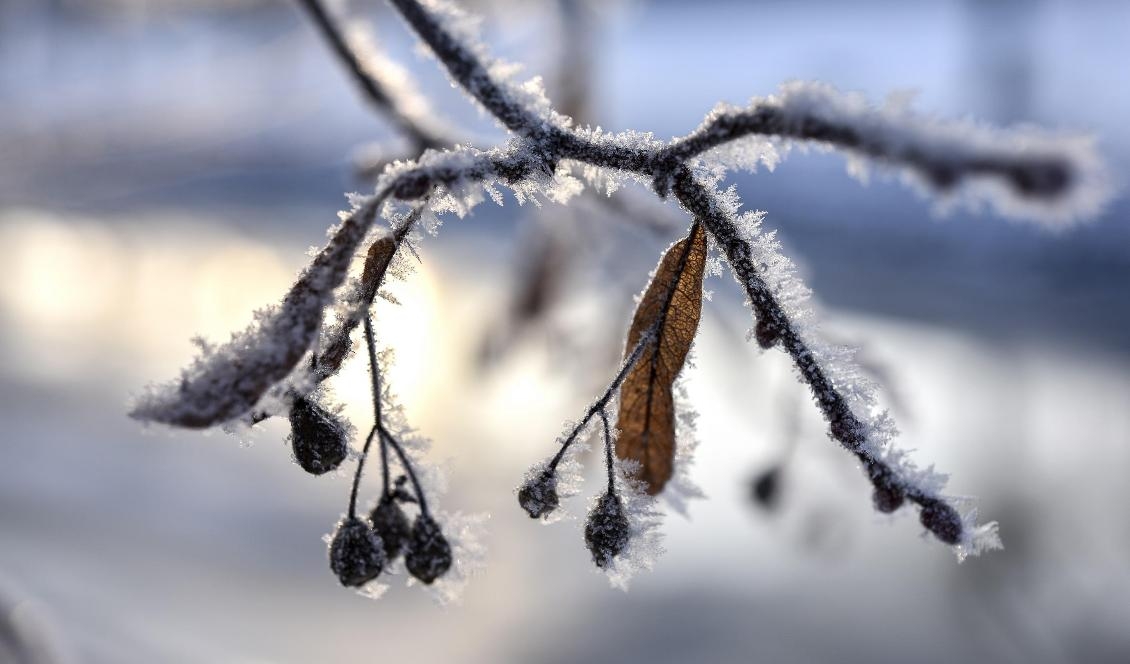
[298,0,452,151]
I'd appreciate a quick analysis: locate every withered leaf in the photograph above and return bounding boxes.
[316,235,397,376]
[617,223,707,494]
[315,201,424,379]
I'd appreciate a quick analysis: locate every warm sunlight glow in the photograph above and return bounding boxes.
[0,212,127,328]
[333,255,443,425]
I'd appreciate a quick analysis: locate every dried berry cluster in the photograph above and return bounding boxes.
[129,0,1114,598]
[318,315,453,590]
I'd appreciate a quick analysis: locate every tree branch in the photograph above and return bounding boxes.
[298,0,451,151]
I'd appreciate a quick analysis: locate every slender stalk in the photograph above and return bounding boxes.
[378,423,430,516]
[547,326,655,471]
[345,312,389,519]
[372,0,996,545]
[271,0,1093,549]
[598,409,615,495]
[362,314,393,499]
[348,426,377,519]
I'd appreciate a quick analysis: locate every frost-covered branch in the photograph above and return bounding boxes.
[388,0,556,135]
[298,0,452,151]
[133,0,1115,598]
[669,166,997,554]
[657,83,1108,224]
[131,193,385,428]
[361,0,1103,554]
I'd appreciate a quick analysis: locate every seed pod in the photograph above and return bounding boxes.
[584,492,631,569]
[517,469,559,519]
[405,515,452,584]
[328,517,385,587]
[919,499,963,545]
[369,495,412,562]
[288,396,348,475]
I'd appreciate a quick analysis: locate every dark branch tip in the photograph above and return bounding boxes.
[919,499,963,545]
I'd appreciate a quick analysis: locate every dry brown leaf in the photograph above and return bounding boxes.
[315,199,426,380]
[359,235,399,303]
[314,235,397,376]
[616,223,707,494]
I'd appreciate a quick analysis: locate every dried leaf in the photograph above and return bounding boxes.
[130,199,380,428]
[314,201,424,379]
[316,235,397,376]
[617,223,707,494]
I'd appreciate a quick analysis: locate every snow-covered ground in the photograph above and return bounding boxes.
[1,1,1128,662]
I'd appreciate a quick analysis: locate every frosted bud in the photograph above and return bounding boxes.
[405,515,452,584]
[288,396,348,475]
[517,469,559,519]
[329,517,385,587]
[369,495,412,562]
[584,492,631,569]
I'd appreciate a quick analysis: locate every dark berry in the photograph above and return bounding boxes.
[328,517,385,587]
[919,500,963,545]
[405,515,452,584]
[288,396,348,475]
[369,495,412,562]
[751,466,781,509]
[584,492,631,569]
[517,470,559,519]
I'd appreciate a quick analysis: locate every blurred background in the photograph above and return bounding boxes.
[1,0,1128,662]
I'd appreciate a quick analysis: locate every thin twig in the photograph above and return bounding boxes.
[598,408,615,495]
[297,0,449,150]
[348,427,377,519]
[547,326,655,471]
